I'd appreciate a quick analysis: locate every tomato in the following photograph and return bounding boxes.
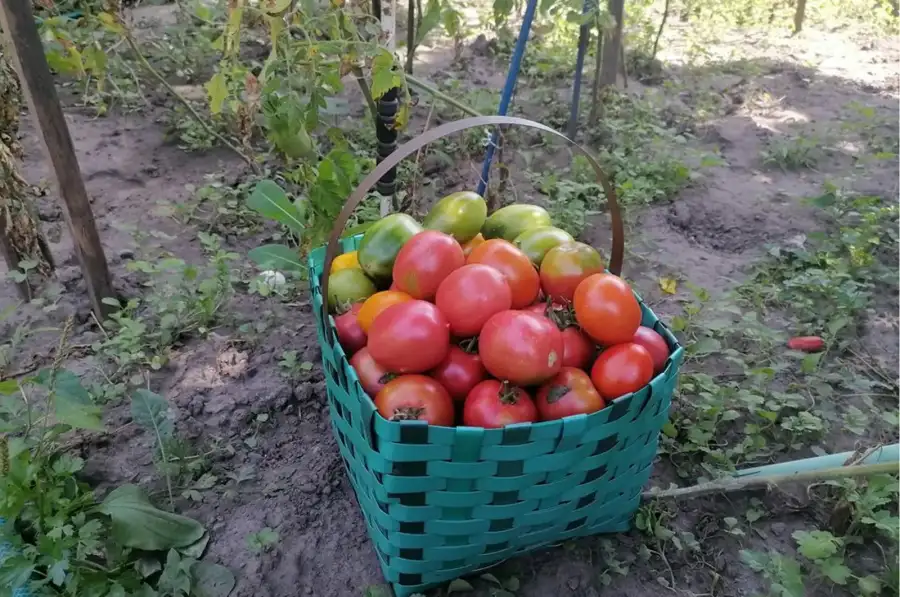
[327,268,377,313]
[479,310,563,386]
[358,213,423,281]
[462,233,486,257]
[429,345,486,401]
[350,347,394,397]
[560,327,594,369]
[375,375,455,426]
[368,300,450,373]
[463,380,538,428]
[536,367,605,420]
[787,336,825,353]
[392,230,465,300]
[573,273,642,346]
[423,191,487,243]
[334,302,366,356]
[540,242,605,303]
[435,264,512,337]
[590,343,654,400]
[524,301,549,316]
[331,251,360,273]
[467,239,540,309]
[513,226,574,266]
[481,204,552,242]
[632,326,670,374]
[357,290,413,333]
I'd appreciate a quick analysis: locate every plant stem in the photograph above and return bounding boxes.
[642,462,899,502]
[405,0,415,74]
[406,74,484,117]
[352,67,378,126]
[651,0,671,61]
[119,30,260,174]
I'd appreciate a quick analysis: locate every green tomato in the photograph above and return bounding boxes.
[482,204,552,242]
[422,191,487,243]
[357,213,423,281]
[513,226,575,266]
[327,268,377,313]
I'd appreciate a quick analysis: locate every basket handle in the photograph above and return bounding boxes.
[320,115,624,315]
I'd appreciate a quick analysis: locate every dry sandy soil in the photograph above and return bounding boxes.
[1,5,898,597]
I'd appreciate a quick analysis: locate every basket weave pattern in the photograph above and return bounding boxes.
[308,236,684,597]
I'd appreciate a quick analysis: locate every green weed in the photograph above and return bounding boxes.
[760,135,824,171]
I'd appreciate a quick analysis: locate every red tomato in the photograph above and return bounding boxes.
[787,336,825,353]
[467,239,540,309]
[334,303,366,356]
[463,380,538,428]
[523,301,549,316]
[435,264,512,337]
[536,367,605,420]
[357,290,413,333]
[632,326,670,374]
[539,242,605,303]
[350,347,393,397]
[368,300,450,373]
[429,345,486,401]
[375,375,455,426]
[560,327,594,369]
[479,310,563,386]
[573,273,642,346]
[392,230,465,300]
[590,343,653,400]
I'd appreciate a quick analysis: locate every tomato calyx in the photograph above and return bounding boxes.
[458,336,479,354]
[389,406,426,421]
[378,372,397,385]
[498,380,524,405]
[545,302,579,330]
[545,384,571,404]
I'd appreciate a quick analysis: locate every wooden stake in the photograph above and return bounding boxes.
[0,0,114,318]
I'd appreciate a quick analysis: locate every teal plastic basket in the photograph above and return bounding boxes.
[308,235,684,596]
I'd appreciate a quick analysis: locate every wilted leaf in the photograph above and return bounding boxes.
[206,73,228,115]
[98,485,205,551]
[658,277,678,294]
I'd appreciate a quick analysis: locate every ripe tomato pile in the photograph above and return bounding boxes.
[327,192,671,429]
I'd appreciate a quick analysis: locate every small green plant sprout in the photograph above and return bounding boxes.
[760,135,824,171]
[246,527,280,553]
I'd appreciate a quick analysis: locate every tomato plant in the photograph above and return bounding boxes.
[334,302,366,356]
[632,326,670,374]
[368,300,450,373]
[429,344,486,400]
[435,264,512,337]
[375,375,455,426]
[463,380,538,428]
[573,273,642,346]
[393,230,465,300]
[350,347,394,397]
[479,310,563,385]
[539,242,604,303]
[467,239,540,308]
[536,368,605,420]
[356,290,413,333]
[590,343,654,400]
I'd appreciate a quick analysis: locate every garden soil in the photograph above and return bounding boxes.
[1,8,897,597]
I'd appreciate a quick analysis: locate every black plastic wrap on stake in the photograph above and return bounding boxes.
[375,87,399,197]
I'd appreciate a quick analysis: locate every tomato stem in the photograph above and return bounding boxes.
[459,336,479,354]
[498,380,522,405]
[390,407,425,421]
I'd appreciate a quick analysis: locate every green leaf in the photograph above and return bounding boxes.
[793,529,839,560]
[247,244,304,272]
[49,369,103,430]
[98,484,206,551]
[131,389,174,442]
[415,0,443,45]
[363,585,393,597]
[801,352,823,374]
[191,560,236,597]
[819,558,852,585]
[247,180,306,235]
[661,422,677,438]
[0,379,19,394]
[206,73,228,115]
[447,578,473,593]
[689,337,721,356]
[371,49,399,99]
[179,530,210,559]
[858,575,882,595]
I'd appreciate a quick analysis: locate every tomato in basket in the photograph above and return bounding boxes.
[536,367,605,420]
[375,375,455,426]
[632,326,671,374]
[334,302,367,356]
[573,273,641,346]
[479,310,563,386]
[392,230,465,300]
[590,343,654,400]
[356,290,413,334]
[540,242,605,303]
[435,264,512,337]
[350,347,394,397]
[429,345,486,401]
[467,239,540,309]
[463,380,538,428]
[368,300,450,373]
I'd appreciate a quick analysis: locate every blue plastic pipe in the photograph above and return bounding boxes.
[476,0,540,196]
[732,444,900,478]
[567,0,594,138]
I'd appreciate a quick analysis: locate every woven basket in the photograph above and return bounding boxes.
[309,116,684,596]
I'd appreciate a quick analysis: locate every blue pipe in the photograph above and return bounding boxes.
[476,0,540,197]
[732,444,900,478]
[567,0,594,138]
